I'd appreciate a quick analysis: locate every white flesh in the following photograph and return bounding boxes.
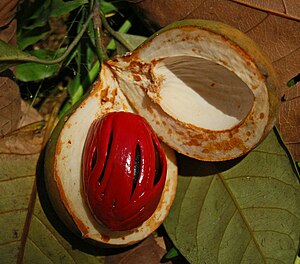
[154,56,254,130]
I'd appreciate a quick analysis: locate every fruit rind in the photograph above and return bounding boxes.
[44,65,177,246]
[108,19,280,161]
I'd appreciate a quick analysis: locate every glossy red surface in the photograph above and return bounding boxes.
[82,112,167,231]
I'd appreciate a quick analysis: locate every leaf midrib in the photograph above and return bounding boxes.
[16,180,37,264]
[217,172,267,263]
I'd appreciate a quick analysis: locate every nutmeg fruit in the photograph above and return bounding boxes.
[44,19,279,246]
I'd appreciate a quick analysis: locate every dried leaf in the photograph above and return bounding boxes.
[0,123,105,263]
[19,100,43,128]
[164,130,300,263]
[105,235,168,264]
[0,0,22,136]
[0,75,21,137]
[127,0,300,160]
[0,0,20,29]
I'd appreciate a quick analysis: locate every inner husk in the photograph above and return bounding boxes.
[108,25,271,160]
[154,56,254,130]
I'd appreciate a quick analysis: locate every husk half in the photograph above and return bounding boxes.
[44,64,178,246]
[44,19,280,246]
[108,19,280,161]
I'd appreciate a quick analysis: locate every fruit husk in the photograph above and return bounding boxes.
[108,19,280,161]
[157,19,279,127]
[44,65,178,246]
[44,19,280,246]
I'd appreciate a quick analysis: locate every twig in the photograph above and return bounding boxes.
[92,1,108,62]
[1,14,93,65]
[100,11,135,51]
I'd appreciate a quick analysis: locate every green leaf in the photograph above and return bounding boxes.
[287,73,300,87]
[18,28,50,51]
[0,123,105,263]
[99,0,119,14]
[15,49,66,82]
[0,40,36,72]
[295,254,300,264]
[68,74,83,103]
[107,19,133,51]
[17,0,51,26]
[67,60,100,105]
[122,33,147,48]
[161,247,180,262]
[164,130,300,264]
[50,0,88,17]
[116,33,147,54]
[17,0,52,50]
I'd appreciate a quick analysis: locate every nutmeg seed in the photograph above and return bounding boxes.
[82,112,167,231]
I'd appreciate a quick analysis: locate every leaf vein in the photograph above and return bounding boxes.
[0,174,35,183]
[252,149,287,157]
[0,208,27,215]
[225,175,299,190]
[195,176,215,261]
[242,206,300,219]
[253,229,296,248]
[174,177,192,243]
[0,152,41,156]
[27,237,55,263]
[33,212,77,263]
[242,239,252,262]
[265,257,286,263]
[273,46,300,63]
[218,173,267,262]
[244,13,269,34]
[0,239,21,246]
[229,0,300,21]
[216,209,244,263]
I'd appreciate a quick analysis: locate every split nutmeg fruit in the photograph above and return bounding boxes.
[44,20,280,246]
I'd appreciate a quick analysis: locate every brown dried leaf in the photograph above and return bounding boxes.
[105,235,169,264]
[19,100,44,128]
[0,0,22,136]
[0,0,20,28]
[0,122,44,154]
[0,76,21,137]
[128,0,300,160]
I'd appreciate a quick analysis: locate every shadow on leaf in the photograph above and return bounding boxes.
[176,152,246,177]
[36,148,108,256]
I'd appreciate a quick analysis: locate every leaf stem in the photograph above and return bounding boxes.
[92,1,108,62]
[106,18,133,51]
[230,0,300,22]
[89,0,94,13]
[1,13,93,65]
[100,11,135,51]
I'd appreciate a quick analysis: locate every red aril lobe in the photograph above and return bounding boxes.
[82,111,167,231]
